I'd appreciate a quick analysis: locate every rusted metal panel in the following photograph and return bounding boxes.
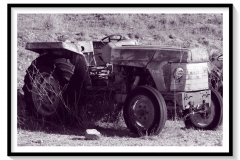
[76,41,94,53]
[111,46,209,63]
[182,90,211,109]
[95,39,138,64]
[101,43,113,63]
[171,63,209,75]
[148,61,209,92]
[152,48,209,63]
[161,90,211,110]
[152,49,190,63]
[26,42,64,50]
[111,39,138,47]
[62,42,82,53]
[111,49,155,61]
[170,82,209,91]
[147,61,170,91]
[170,63,209,91]
[172,78,208,85]
[111,49,155,67]
[114,45,186,50]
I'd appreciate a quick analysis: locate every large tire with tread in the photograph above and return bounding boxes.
[184,89,223,130]
[123,86,167,136]
[22,54,75,125]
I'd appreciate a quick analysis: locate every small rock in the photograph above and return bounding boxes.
[32,140,43,144]
[85,129,101,140]
[169,34,175,39]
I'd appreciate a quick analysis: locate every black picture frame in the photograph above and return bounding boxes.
[8,3,233,156]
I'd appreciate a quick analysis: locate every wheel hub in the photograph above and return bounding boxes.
[191,103,215,127]
[199,106,212,119]
[131,96,155,128]
[136,107,149,118]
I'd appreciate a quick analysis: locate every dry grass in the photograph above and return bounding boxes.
[17,90,223,147]
[18,90,222,146]
[17,120,222,146]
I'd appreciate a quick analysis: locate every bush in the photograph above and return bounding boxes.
[198,37,209,46]
[41,15,64,32]
[148,24,156,29]
[153,34,165,42]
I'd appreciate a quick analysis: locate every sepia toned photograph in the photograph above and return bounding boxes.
[8,4,232,156]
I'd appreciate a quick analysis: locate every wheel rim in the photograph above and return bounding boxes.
[191,101,215,127]
[31,72,60,116]
[129,95,155,129]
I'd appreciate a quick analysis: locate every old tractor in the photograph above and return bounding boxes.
[23,34,223,136]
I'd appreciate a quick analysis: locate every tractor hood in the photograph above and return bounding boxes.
[110,45,209,67]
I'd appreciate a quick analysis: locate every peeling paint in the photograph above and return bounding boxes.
[147,61,170,91]
[170,63,209,91]
[111,49,155,67]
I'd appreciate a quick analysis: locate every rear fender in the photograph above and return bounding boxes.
[26,42,84,56]
[26,42,92,87]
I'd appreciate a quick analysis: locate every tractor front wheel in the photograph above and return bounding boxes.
[123,86,167,136]
[184,89,223,130]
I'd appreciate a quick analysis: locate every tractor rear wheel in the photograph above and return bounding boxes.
[184,89,223,130]
[123,86,167,136]
[22,55,75,125]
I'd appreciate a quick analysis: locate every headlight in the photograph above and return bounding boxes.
[173,68,184,79]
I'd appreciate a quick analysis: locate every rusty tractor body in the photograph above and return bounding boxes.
[24,34,223,136]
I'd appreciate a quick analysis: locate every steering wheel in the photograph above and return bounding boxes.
[217,54,223,61]
[101,34,122,43]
